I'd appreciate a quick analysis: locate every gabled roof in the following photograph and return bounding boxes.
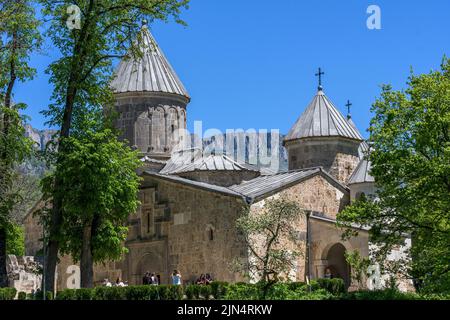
[144,167,348,204]
[284,90,363,143]
[143,171,244,199]
[229,167,348,202]
[111,24,190,99]
[160,148,260,175]
[348,158,375,185]
[167,154,260,175]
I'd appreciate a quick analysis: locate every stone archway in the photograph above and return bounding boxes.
[325,243,351,288]
[135,252,165,285]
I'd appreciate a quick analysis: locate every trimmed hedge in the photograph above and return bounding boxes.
[53,282,450,301]
[0,288,17,300]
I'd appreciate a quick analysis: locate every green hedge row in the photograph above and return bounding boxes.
[56,283,227,301]
[54,279,343,301]
[0,288,17,300]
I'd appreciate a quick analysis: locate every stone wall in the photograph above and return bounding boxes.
[23,203,44,257]
[248,174,352,282]
[114,92,188,160]
[285,137,361,183]
[121,176,248,285]
[310,217,369,290]
[6,255,42,295]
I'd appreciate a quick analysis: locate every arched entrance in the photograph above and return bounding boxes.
[326,243,351,288]
[134,252,166,285]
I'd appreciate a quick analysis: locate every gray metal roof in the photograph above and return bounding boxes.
[145,166,348,203]
[111,25,189,99]
[285,90,363,142]
[228,167,347,201]
[167,154,260,175]
[143,171,243,198]
[358,140,370,160]
[159,148,203,175]
[348,158,375,185]
[160,149,260,175]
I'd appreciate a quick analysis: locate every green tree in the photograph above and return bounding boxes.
[6,223,25,257]
[41,127,141,288]
[0,0,41,288]
[345,250,370,289]
[38,0,189,292]
[338,58,450,293]
[233,196,305,298]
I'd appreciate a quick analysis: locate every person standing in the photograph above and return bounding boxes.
[171,270,182,285]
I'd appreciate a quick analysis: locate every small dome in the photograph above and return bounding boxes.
[284,90,363,143]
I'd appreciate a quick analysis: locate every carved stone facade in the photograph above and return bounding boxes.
[285,137,361,184]
[114,92,188,160]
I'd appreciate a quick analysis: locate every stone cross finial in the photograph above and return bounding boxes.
[346,100,352,119]
[315,67,325,91]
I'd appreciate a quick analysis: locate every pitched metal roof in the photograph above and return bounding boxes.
[358,140,370,160]
[284,90,363,142]
[143,171,244,198]
[348,158,375,185]
[159,148,203,175]
[168,154,260,175]
[229,167,347,201]
[160,149,260,175]
[145,166,348,204]
[111,25,190,99]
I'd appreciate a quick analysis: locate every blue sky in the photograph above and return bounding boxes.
[15,0,450,138]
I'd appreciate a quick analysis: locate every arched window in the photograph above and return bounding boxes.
[355,192,366,200]
[206,225,215,241]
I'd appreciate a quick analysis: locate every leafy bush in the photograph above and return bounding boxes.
[185,285,201,300]
[93,286,126,300]
[17,292,27,300]
[224,283,261,300]
[199,285,212,300]
[124,285,159,300]
[341,289,422,300]
[0,288,17,300]
[53,283,449,301]
[317,278,346,295]
[210,281,228,299]
[56,289,77,300]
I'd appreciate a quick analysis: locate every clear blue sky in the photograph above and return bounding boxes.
[15,0,450,138]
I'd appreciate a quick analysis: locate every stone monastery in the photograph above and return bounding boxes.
[23,24,410,292]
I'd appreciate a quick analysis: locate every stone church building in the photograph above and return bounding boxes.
[23,24,398,291]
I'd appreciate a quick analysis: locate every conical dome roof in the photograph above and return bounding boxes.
[111,25,190,100]
[284,89,363,143]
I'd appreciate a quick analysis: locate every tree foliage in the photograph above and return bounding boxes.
[233,196,305,287]
[38,0,189,291]
[0,0,41,287]
[40,127,141,287]
[338,58,450,293]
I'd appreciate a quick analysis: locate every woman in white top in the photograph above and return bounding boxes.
[171,270,182,285]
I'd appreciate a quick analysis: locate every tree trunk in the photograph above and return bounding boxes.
[0,29,18,289]
[80,223,94,288]
[0,228,8,288]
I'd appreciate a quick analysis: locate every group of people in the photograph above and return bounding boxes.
[195,273,213,285]
[143,272,161,285]
[102,278,128,287]
[142,270,182,285]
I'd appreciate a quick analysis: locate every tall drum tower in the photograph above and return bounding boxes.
[111,23,190,160]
